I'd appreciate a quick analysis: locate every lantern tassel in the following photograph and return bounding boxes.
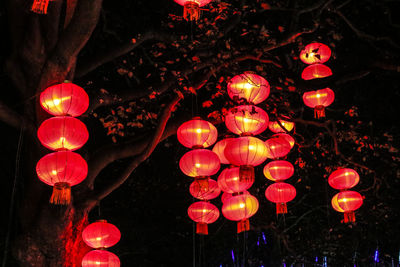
[239,165,254,184]
[276,203,287,214]
[183,1,200,21]
[314,105,326,119]
[237,219,250,233]
[196,223,208,235]
[31,0,50,14]
[50,182,71,205]
[343,211,356,223]
[194,177,209,191]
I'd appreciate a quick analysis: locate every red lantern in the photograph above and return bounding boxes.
[188,201,220,235]
[190,179,221,200]
[331,191,363,223]
[272,133,295,149]
[177,118,218,149]
[179,149,220,177]
[222,193,259,233]
[36,151,88,205]
[82,220,121,249]
[212,138,235,164]
[328,168,359,190]
[37,116,89,151]
[221,191,249,204]
[300,42,332,65]
[263,160,294,182]
[31,0,51,14]
[265,182,296,214]
[82,250,120,267]
[301,64,332,80]
[174,0,212,21]
[218,167,254,193]
[227,73,270,104]
[303,88,335,119]
[265,136,291,159]
[268,119,294,133]
[225,105,269,136]
[40,81,89,117]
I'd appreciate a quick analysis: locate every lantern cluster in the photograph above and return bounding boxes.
[178,118,221,235]
[36,81,89,205]
[82,220,121,267]
[328,168,363,223]
[299,43,335,118]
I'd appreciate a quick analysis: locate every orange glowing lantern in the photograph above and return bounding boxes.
[222,193,259,233]
[268,119,294,133]
[263,160,294,182]
[82,250,120,267]
[331,191,363,223]
[303,88,335,119]
[37,116,89,151]
[265,136,291,159]
[212,138,235,164]
[82,220,121,249]
[177,118,218,149]
[272,133,295,149]
[301,64,332,80]
[174,0,212,21]
[225,105,269,136]
[36,151,88,205]
[328,168,359,190]
[190,178,221,200]
[227,73,270,104]
[217,167,254,193]
[40,81,89,117]
[300,42,332,65]
[265,182,296,214]
[188,201,220,235]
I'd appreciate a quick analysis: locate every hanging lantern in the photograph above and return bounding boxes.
[174,0,212,21]
[328,168,359,190]
[227,73,270,104]
[224,136,268,183]
[36,151,88,205]
[31,0,51,14]
[82,250,120,267]
[82,220,121,249]
[218,167,254,193]
[212,138,235,164]
[225,105,269,136]
[40,81,89,117]
[300,43,332,65]
[190,179,221,200]
[177,118,218,149]
[303,88,335,119]
[221,191,249,204]
[331,191,363,223]
[272,133,295,149]
[222,193,259,233]
[301,64,332,80]
[37,116,89,151]
[188,201,220,235]
[268,119,294,133]
[265,136,291,159]
[265,182,296,214]
[263,160,294,182]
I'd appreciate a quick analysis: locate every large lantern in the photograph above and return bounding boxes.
[82,250,120,267]
[300,43,331,65]
[222,193,259,233]
[328,168,359,190]
[212,138,235,164]
[272,133,295,149]
[37,116,89,151]
[36,151,88,204]
[268,119,294,133]
[82,220,121,249]
[177,118,218,149]
[265,182,296,214]
[263,160,294,182]
[301,64,332,80]
[331,191,363,223]
[265,137,291,159]
[188,201,220,235]
[190,179,221,200]
[225,105,269,136]
[303,88,335,119]
[174,0,212,21]
[218,167,254,193]
[227,73,270,104]
[40,81,89,117]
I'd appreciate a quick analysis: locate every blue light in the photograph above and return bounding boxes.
[231,250,235,262]
[262,232,267,244]
[323,256,327,267]
[315,256,318,262]
[374,249,379,263]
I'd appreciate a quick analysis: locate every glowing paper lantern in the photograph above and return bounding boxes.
[265,182,296,214]
[268,119,294,133]
[300,43,332,65]
[177,118,218,149]
[272,133,295,149]
[221,191,249,204]
[222,193,259,233]
[36,151,88,204]
[227,73,270,104]
[37,116,89,151]
[82,250,120,267]
[40,81,89,117]
[212,138,235,164]
[331,191,363,223]
[218,167,254,193]
[328,168,359,190]
[82,220,121,249]
[174,0,212,21]
[188,201,220,235]
[225,105,269,136]
[263,160,294,182]
[301,64,332,80]
[190,179,221,200]
[303,88,335,119]
[265,137,291,159]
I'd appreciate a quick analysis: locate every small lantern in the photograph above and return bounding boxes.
[218,167,254,193]
[265,182,296,214]
[301,64,332,80]
[188,201,220,235]
[212,138,235,164]
[225,105,269,136]
[300,43,332,65]
[328,168,359,190]
[331,191,363,223]
[227,73,270,104]
[272,133,295,149]
[82,220,121,249]
[189,179,221,200]
[265,136,291,159]
[177,118,218,149]
[82,250,120,267]
[263,160,294,182]
[303,88,335,119]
